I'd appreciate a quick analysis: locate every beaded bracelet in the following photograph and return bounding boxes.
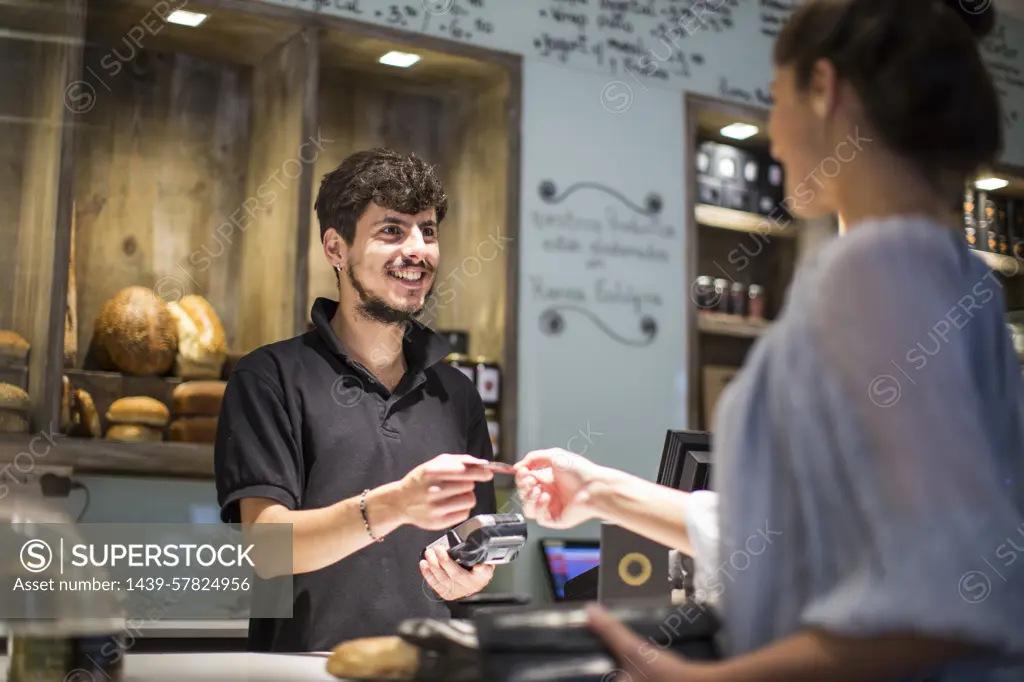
[360,489,383,543]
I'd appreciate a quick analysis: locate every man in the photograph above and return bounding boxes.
[214,148,497,653]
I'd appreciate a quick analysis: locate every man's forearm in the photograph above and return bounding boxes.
[704,630,981,682]
[252,481,409,575]
[587,469,695,556]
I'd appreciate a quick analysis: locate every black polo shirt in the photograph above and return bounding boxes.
[214,297,496,653]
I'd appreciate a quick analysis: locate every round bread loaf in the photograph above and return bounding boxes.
[171,381,226,417]
[0,383,30,412]
[106,396,170,427]
[95,287,177,375]
[73,389,102,438]
[0,410,30,434]
[169,295,227,379]
[169,416,219,444]
[327,636,420,681]
[0,330,29,364]
[106,424,163,442]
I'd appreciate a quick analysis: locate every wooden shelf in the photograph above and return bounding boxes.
[698,312,771,338]
[695,203,797,238]
[0,434,213,479]
[971,249,1021,276]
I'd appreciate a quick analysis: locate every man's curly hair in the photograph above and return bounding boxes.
[314,148,448,245]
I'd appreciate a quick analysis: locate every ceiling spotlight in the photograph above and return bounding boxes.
[167,10,208,26]
[720,122,759,140]
[379,51,421,68]
[975,177,1009,191]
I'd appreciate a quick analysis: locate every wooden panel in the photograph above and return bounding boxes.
[73,47,251,359]
[306,67,446,311]
[432,78,510,363]
[85,0,306,67]
[0,434,213,478]
[236,29,318,353]
[6,0,84,433]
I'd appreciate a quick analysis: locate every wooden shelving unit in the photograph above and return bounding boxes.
[0,435,213,479]
[684,94,837,431]
[697,312,771,338]
[972,248,1021,276]
[695,203,796,238]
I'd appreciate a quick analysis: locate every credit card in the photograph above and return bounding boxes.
[468,461,516,474]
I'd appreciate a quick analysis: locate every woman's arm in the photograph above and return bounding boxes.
[586,469,698,556]
[588,605,985,682]
[709,629,981,682]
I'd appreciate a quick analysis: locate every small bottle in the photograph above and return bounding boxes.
[730,282,747,317]
[713,279,730,314]
[748,285,765,320]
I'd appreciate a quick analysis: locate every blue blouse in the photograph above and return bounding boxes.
[709,216,1024,681]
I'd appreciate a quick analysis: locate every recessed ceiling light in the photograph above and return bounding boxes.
[167,10,208,26]
[379,51,421,68]
[975,177,1009,191]
[720,122,759,140]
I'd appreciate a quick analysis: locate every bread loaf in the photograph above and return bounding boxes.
[105,424,163,442]
[0,410,29,434]
[0,383,30,412]
[326,636,420,681]
[171,381,226,417]
[0,331,29,365]
[95,287,177,375]
[169,295,227,379]
[106,396,170,427]
[169,416,219,444]
[72,389,101,438]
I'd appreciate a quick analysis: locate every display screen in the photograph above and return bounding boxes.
[542,543,601,599]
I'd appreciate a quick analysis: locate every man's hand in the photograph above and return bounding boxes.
[420,545,494,601]
[396,454,495,531]
[513,448,609,529]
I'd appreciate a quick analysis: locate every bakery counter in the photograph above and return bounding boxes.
[0,433,213,479]
[0,652,341,682]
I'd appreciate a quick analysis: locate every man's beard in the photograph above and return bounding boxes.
[346,261,435,326]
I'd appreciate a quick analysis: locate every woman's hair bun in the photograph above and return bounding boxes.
[940,0,997,40]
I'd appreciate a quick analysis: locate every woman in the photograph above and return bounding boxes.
[515,1,1024,680]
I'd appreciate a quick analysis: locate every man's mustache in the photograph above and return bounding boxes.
[387,259,435,273]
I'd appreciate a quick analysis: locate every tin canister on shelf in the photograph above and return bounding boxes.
[730,282,747,316]
[694,275,715,309]
[713,279,730,313]
[445,353,476,385]
[485,408,500,459]
[473,356,501,409]
[748,284,765,320]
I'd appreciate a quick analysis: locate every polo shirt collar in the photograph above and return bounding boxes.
[310,297,453,375]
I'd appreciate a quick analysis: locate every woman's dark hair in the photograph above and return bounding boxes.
[774,0,1003,192]
[315,148,448,245]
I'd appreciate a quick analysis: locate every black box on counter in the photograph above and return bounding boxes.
[695,139,781,215]
[757,158,785,215]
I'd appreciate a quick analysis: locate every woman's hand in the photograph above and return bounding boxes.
[513,448,610,529]
[586,604,715,682]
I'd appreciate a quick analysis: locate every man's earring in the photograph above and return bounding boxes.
[335,263,342,273]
